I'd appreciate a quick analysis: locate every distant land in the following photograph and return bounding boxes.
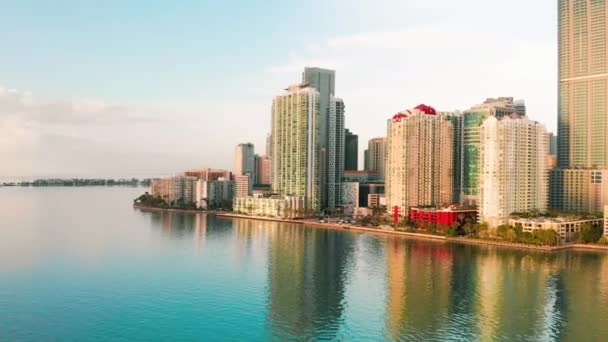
[1,178,154,187]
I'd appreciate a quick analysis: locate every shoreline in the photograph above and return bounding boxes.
[133,204,608,253]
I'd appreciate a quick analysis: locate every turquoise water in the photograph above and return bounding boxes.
[1,187,608,341]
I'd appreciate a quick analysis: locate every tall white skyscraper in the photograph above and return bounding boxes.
[386,105,453,214]
[479,115,549,227]
[271,83,321,210]
[302,67,345,209]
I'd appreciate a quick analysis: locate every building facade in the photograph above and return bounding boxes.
[233,195,305,218]
[302,67,345,210]
[462,97,520,205]
[479,115,549,227]
[550,168,608,213]
[509,217,604,244]
[254,155,271,185]
[386,105,453,215]
[234,174,251,198]
[366,137,386,180]
[409,206,478,229]
[553,1,608,213]
[150,175,197,205]
[344,128,358,171]
[195,178,234,210]
[604,205,608,237]
[183,168,232,182]
[270,83,321,211]
[443,111,463,203]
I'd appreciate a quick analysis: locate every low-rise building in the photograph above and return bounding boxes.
[368,193,386,208]
[233,195,305,218]
[409,205,478,229]
[150,175,197,205]
[340,181,385,215]
[509,217,604,243]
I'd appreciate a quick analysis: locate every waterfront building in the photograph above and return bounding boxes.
[479,115,549,227]
[302,67,345,210]
[234,143,255,179]
[195,178,234,209]
[150,175,197,205]
[344,128,358,171]
[233,195,305,218]
[340,182,359,215]
[462,97,520,205]
[409,205,478,229]
[386,105,453,215]
[234,174,251,198]
[553,1,608,213]
[509,217,604,244]
[254,155,271,185]
[183,168,232,182]
[366,137,386,180]
[271,83,321,210]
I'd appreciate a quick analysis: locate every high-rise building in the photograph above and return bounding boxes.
[552,1,608,213]
[234,143,255,179]
[363,149,370,170]
[344,128,358,171]
[254,154,271,185]
[462,97,520,205]
[367,137,386,180]
[302,67,345,209]
[479,115,549,227]
[386,105,453,215]
[271,83,321,210]
[443,111,463,203]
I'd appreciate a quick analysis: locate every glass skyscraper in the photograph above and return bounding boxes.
[551,0,608,213]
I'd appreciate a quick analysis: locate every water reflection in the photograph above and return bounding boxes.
[266,224,355,340]
[140,211,608,341]
[384,238,453,340]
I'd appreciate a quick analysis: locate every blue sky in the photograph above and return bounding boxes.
[0,0,556,179]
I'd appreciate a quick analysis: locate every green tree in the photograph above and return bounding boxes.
[579,223,603,243]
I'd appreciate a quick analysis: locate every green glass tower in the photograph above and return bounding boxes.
[550,0,608,213]
[461,98,519,205]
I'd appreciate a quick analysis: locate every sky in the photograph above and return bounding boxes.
[0,0,557,180]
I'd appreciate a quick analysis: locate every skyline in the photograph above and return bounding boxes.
[0,0,557,179]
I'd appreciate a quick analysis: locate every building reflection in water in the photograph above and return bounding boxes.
[139,211,608,340]
[384,238,453,340]
[265,224,355,340]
